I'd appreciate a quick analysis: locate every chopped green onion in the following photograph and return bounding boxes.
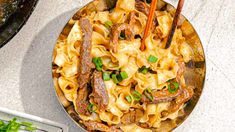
[148,55,158,63]
[145,87,152,93]
[125,95,132,103]
[87,103,97,113]
[119,32,125,40]
[144,88,153,101]
[168,82,179,93]
[104,21,113,29]
[132,91,142,101]
[25,126,37,131]
[138,66,148,74]
[102,72,110,81]
[120,71,128,79]
[21,122,33,127]
[112,74,120,84]
[0,118,37,131]
[92,57,103,71]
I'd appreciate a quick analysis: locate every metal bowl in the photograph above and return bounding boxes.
[52,0,206,131]
[0,0,38,48]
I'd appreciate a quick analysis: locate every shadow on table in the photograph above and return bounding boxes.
[19,9,83,132]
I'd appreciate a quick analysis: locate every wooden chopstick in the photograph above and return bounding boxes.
[140,0,158,51]
[165,0,185,49]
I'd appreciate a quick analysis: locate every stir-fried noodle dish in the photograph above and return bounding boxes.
[52,0,205,131]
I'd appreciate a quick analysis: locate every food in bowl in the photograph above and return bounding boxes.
[52,0,205,131]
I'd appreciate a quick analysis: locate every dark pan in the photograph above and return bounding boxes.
[0,0,38,48]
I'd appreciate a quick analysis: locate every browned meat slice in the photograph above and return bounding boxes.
[135,0,149,15]
[168,86,194,113]
[83,121,110,131]
[78,18,93,88]
[121,109,143,124]
[76,86,90,115]
[75,18,93,115]
[135,0,158,29]
[110,23,134,52]
[91,71,109,110]
[150,87,182,103]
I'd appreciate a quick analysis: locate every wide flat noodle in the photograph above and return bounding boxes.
[51,0,202,131]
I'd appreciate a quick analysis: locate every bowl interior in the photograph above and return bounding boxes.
[52,0,206,131]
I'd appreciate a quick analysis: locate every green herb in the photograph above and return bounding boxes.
[148,55,158,63]
[168,82,179,93]
[116,74,123,82]
[125,95,132,103]
[102,72,111,81]
[25,126,37,131]
[120,71,128,79]
[119,32,125,40]
[144,88,153,101]
[92,57,103,71]
[0,118,37,132]
[138,66,148,74]
[104,21,113,29]
[87,103,97,113]
[145,87,152,93]
[112,74,120,84]
[132,91,142,101]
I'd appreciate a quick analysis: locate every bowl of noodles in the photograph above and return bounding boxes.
[52,0,206,131]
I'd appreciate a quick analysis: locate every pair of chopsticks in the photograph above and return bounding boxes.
[140,0,185,51]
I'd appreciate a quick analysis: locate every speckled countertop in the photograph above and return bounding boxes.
[0,0,234,131]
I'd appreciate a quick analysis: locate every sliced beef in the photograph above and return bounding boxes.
[78,18,93,88]
[168,86,194,113]
[91,71,109,110]
[150,87,182,103]
[110,23,134,52]
[83,121,110,131]
[135,0,158,28]
[135,0,150,15]
[76,85,90,115]
[75,18,93,115]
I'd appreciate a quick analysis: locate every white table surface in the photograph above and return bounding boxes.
[0,0,234,131]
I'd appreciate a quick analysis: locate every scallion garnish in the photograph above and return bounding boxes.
[0,118,37,131]
[125,95,132,103]
[132,91,142,101]
[21,122,33,127]
[112,74,119,84]
[102,72,110,81]
[92,57,103,71]
[146,87,152,93]
[120,71,128,79]
[148,55,158,63]
[25,126,37,131]
[104,21,113,29]
[87,103,97,113]
[111,71,129,84]
[168,82,179,93]
[119,32,125,40]
[138,66,148,74]
[144,88,153,101]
